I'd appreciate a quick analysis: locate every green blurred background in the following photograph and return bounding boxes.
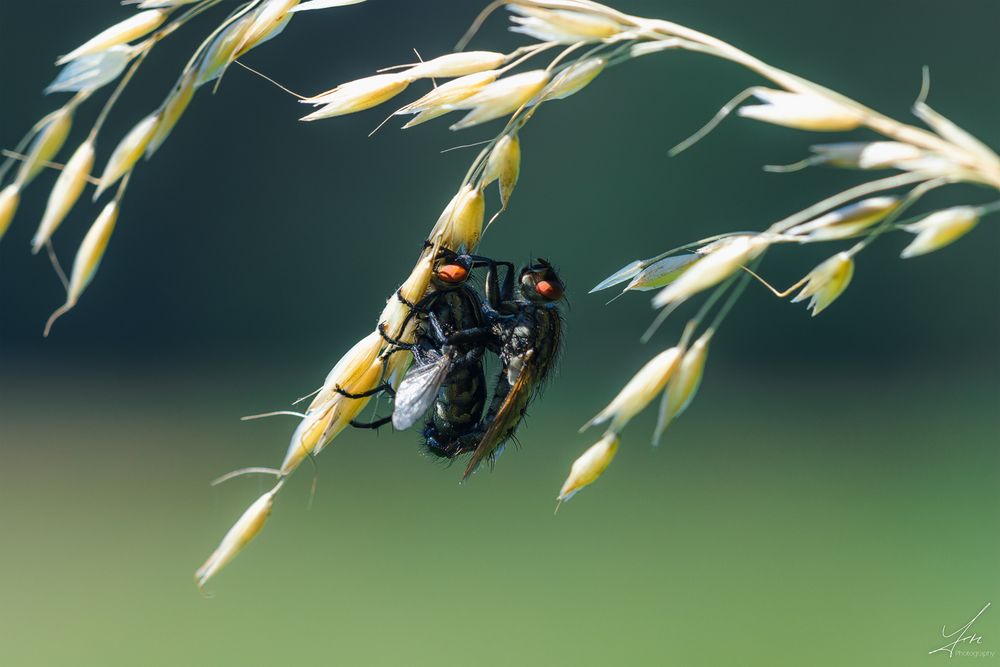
[1,1,998,665]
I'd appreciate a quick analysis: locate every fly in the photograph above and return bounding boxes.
[349,251,565,477]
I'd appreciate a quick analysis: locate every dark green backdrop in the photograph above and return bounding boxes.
[1,2,998,665]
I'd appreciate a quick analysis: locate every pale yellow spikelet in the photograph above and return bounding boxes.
[482,134,521,210]
[626,254,700,293]
[32,139,96,253]
[282,359,384,473]
[406,51,507,79]
[787,196,900,241]
[310,330,383,411]
[94,114,160,201]
[509,5,625,44]
[584,347,682,433]
[449,186,486,250]
[146,70,197,158]
[0,185,21,243]
[448,70,550,130]
[282,402,337,474]
[791,251,855,316]
[315,359,384,452]
[16,108,73,189]
[398,71,499,126]
[428,185,485,250]
[811,142,925,170]
[558,432,620,502]
[653,332,711,445]
[542,57,606,101]
[195,486,279,590]
[738,89,864,132]
[45,201,119,336]
[67,201,119,305]
[652,236,769,308]
[57,10,168,65]
[396,252,435,305]
[196,14,254,87]
[233,0,299,59]
[301,73,413,121]
[900,206,979,259]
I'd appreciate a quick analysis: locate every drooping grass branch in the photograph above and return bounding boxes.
[6,0,996,589]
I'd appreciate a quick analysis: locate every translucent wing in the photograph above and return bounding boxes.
[392,349,454,431]
[463,361,535,479]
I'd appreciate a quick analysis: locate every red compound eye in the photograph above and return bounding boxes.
[437,264,469,283]
[535,280,563,300]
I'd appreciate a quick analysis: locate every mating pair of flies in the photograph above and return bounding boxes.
[337,249,565,479]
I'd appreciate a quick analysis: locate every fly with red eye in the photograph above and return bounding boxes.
[341,248,565,477]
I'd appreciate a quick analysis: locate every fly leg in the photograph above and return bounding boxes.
[333,383,396,400]
[349,415,394,430]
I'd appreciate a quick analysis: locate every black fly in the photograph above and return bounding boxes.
[460,258,564,477]
[353,250,565,477]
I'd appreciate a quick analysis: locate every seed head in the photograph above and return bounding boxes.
[147,70,198,158]
[429,185,485,250]
[301,74,413,121]
[652,236,768,308]
[900,206,979,259]
[542,57,606,101]
[234,0,299,60]
[448,70,550,130]
[94,114,160,200]
[33,140,96,253]
[17,108,73,189]
[57,10,168,65]
[627,254,700,292]
[406,51,507,79]
[380,254,434,336]
[811,142,925,170]
[738,89,864,132]
[310,330,384,411]
[557,432,620,502]
[400,72,498,112]
[482,134,521,210]
[584,347,682,433]
[653,332,711,445]
[509,5,625,44]
[791,251,855,316]
[787,196,900,241]
[196,15,254,86]
[46,46,135,95]
[68,201,120,306]
[195,486,278,590]
[0,185,21,243]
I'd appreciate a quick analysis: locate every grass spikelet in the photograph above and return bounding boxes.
[93,114,159,201]
[405,51,507,79]
[737,89,864,132]
[16,108,73,189]
[791,252,856,316]
[900,206,979,258]
[448,70,550,130]
[482,134,521,211]
[651,236,768,308]
[57,9,168,65]
[0,185,20,243]
[45,201,120,337]
[146,70,197,158]
[32,140,96,253]
[195,484,281,591]
[557,432,619,503]
[583,347,682,433]
[300,74,413,121]
[653,333,711,445]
